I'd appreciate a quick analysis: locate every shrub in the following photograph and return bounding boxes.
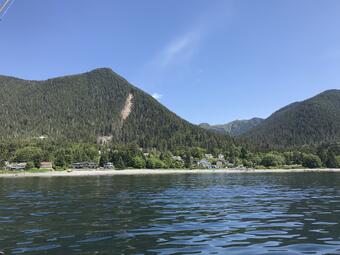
[302,154,322,168]
[261,153,285,167]
[132,156,146,169]
[335,156,340,168]
[115,156,125,170]
[25,161,35,170]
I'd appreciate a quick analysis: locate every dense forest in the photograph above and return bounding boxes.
[0,68,233,151]
[242,90,340,149]
[0,69,339,171]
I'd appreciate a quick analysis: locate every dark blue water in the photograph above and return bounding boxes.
[1,173,340,254]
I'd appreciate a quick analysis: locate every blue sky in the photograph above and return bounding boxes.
[0,0,340,124]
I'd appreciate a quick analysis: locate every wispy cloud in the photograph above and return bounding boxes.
[134,1,233,90]
[152,93,163,100]
[159,31,200,68]
[147,2,232,70]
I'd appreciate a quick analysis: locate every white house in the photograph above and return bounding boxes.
[6,163,27,171]
[198,159,212,169]
[171,156,183,162]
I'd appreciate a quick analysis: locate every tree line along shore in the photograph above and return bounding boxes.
[1,140,340,173]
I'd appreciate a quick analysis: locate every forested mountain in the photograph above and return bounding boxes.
[200,118,264,136]
[0,68,233,151]
[242,90,340,149]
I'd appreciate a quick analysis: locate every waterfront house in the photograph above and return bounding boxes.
[40,162,53,170]
[6,163,27,171]
[216,161,224,168]
[104,162,114,169]
[72,162,98,169]
[198,159,212,169]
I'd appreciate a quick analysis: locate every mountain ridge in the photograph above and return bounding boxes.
[242,89,340,148]
[0,68,233,150]
[1,68,339,151]
[199,117,264,136]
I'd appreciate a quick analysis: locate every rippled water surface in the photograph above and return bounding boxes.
[1,173,340,254]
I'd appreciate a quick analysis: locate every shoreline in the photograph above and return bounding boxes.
[1,168,340,178]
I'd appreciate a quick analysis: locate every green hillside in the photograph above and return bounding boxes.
[0,68,232,151]
[242,90,340,149]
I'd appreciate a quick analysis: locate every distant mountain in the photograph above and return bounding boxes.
[200,118,264,136]
[0,68,233,150]
[242,90,340,148]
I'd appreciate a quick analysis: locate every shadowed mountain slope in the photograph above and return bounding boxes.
[0,68,233,150]
[242,90,340,148]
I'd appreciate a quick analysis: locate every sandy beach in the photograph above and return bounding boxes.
[1,168,340,178]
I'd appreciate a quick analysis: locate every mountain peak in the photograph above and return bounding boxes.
[0,69,232,150]
[87,67,114,75]
[200,118,264,136]
[243,89,340,148]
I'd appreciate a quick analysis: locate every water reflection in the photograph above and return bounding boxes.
[0,173,340,254]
